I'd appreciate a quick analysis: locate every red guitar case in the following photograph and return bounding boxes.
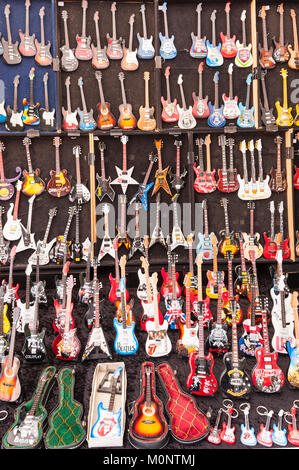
[156,362,210,444]
[128,362,169,449]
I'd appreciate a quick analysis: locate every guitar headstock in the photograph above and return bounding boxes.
[93,10,99,22]
[210,9,216,22]
[66,275,74,293]
[16,180,23,192]
[144,234,150,248]
[154,139,163,151]
[95,71,102,82]
[82,0,88,10]
[102,203,110,215]
[246,73,252,86]
[220,197,228,209]
[205,134,211,146]
[140,4,146,14]
[164,66,171,78]
[227,137,235,147]
[229,298,237,317]
[111,1,117,13]
[290,9,296,20]
[13,75,20,87]
[274,136,283,146]
[198,61,204,74]
[213,72,219,84]
[113,366,123,380]
[118,71,125,82]
[184,272,192,289]
[158,2,167,13]
[65,76,71,87]
[280,68,288,80]
[62,9,68,21]
[0,206,4,216]
[187,232,194,246]
[218,134,227,147]
[49,207,58,218]
[195,137,204,148]
[4,4,10,17]
[25,0,31,7]
[25,262,32,277]
[247,201,255,211]
[269,200,275,214]
[259,6,268,19]
[177,74,183,86]
[43,72,48,85]
[0,141,5,152]
[248,139,254,152]
[255,139,262,152]
[278,200,284,214]
[240,9,246,22]
[23,137,31,147]
[174,139,182,148]
[225,2,231,14]
[258,294,269,313]
[39,6,45,18]
[148,152,158,164]
[68,205,77,218]
[196,3,202,14]
[78,76,84,87]
[129,13,135,25]
[239,139,247,153]
[29,67,35,80]
[12,307,21,324]
[120,135,129,145]
[98,140,106,152]
[277,3,284,15]
[152,271,158,289]
[195,252,203,269]
[144,71,150,82]
[226,250,233,262]
[53,136,62,148]
[216,270,224,285]
[228,63,234,75]
[72,145,81,157]
[119,255,127,275]
[291,291,299,314]
[202,199,207,211]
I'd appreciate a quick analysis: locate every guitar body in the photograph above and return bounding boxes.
[235,41,253,67]
[164,298,185,330]
[196,233,216,261]
[220,353,252,398]
[22,325,47,363]
[152,168,171,196]
[82,325,111,361]
[206,41,223,66]
[113,318,138,355]
[220,33,237,58]
[160,97,179,123]
[242,234,263,260]
[1,39,21,65]
[108,274,129,304]
[77,108,96,131]
[258,46,276,69]
[160,267,181,298]
[252,347,285,393]
[137,34,155,59]
[237,103,255,128]
[193,165,217,193]
[177,320,199,356]
[28,239,56,266]
[118,104,136,130]
[206,321,230,355]
[263,233,278,260]
[137,106,156,131]
[270,289,295,354]
[218,232,239,257]
[207,103,226,128]
[288,45,299,70]
[96,174,115,202]
[260,104,276,127]
[91,402,121,439]
[240,424,257,446]
[22,98,40,126]
[132,402,164,438]
[191,94,209,119]
[275,102,293,127]
[130,182,154,212]
[0,356,21,402]
[145,319,172,357]
[60,45,79,72]
[75,35,92,60]
[47,170,71,198]
[34,41,52,66]
[91,45,109,69]
[177,106,197,130]
[5,107,24,132]
[273,39,289,63]
[217,169,239,193]
[206,270,227,299]
[286,341,299,388]
[140,297,163,331]
[97,103,116,130]
[159,33,177,60]
[53,299,75,333]
[187,351,218,396]
[52,328,81,361]
[238,321,263,356]
[190,34,207,58]
[121,47,139,71]
[222,95,240,119]
[269,168,287,192]
[22,170,45,196]
[62,108,79,130]
[106,36,123,60]
[0,180,15,201]
[19,32,36,57]
[3,204,22,241]
[222,293,243,327]
[39,109,56,132]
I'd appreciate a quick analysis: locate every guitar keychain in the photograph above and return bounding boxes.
[256,406,274,447]
[219,400,238,445]
[239,403,257,446]
[272,409,287,446]
[285,401,299,446]
[207,407,223,445]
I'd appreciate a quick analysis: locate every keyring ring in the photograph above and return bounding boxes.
[0,410,8,421]
[293,400,299,409]
[222,399,234,409]
[256,406,269,416]
[284,412,293,425]
[239,402,251,412]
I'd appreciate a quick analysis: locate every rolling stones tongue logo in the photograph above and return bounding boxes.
[97,417,117,437]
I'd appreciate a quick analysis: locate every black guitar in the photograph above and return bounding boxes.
[95,141,115,202]
[219,299,252,399]
[22,281,47,363]
[128,203,145,259]
[71,203,82,263]
[206,271,230,355]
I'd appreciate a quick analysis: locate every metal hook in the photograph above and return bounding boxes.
[293,400,299,409]
[239,402,251,413]
[256,406,271,417]
[222,398,234,409]
[0,410,8,421]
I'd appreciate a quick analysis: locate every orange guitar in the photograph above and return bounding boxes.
[137,72,156,131]
[0,307,21,402]
[151,140,171,197]
[118,72,136,130]
[95,71,115,130]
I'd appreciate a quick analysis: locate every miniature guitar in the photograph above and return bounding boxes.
[237,73,255,128]
[263,201,278,260]
[39,73,56,131]
[158,2,176,59]
[22,137,45,196]
[47,137,71,198]
[257,409,273,447]
[22,68,40,126]
[234,232,251,297]
[19,0,36,57]
[275,68,293,127]
[220,2,237,58]
[164,254,185,330]
[121,14,138,71]
[206,234,227,299]
[53,261,74,332]
[196,200,216,260]
[95,71,115,130]
[207,408,223,445]
[0,285,11,362]
[287,406,299,446]
[258,6,276,69]
[0,307,20,402]
[1,246,19,304]
[116,195,131,250]
[177,272,199,355]
[168,139,187,193]
[108,237,129,304]
[5,75,24,132]
[170,193,187,251]
[69,145,90,205]
[192,62,209,119]
[287,292,299,388]
[149,193,167,248]
[78,247,93,304]
[242,202,263,260]
[30,243,47,304]
[137,4,155,59]
[252,295,285,393]
[218,198,239,257]
[240,405,257,446]
[217,135,238,193]
[177,74,197,129]
[222,251,243,327]
[235,10,253,67]
[50,206,76,264]
[60,10,79,72]
[220,406,236,445]
[206,271,229,354]
[75,0,92,60]
[190,3,207,58]
[28,207,57,266]
[106,2,123,60]
[139,256,161,327]
[91,10,109,69]
[16,194,36,254]
[129,153,156,211]
[206,10,223,67]
[237,140,250,200]
[52,276,81,361]
[0,207,10,264]
[160,242,181,299]
[77,77,96,131]
[82,279,111,361]
[128,203,145,259]
[288,9,299,70]
[118,72,136,130]
[111,135,138,194]
[62,77,79,130]
[3,180,23,241]
[1,4,21,65]
[96,141,115,202]
[193,253,213,326]
[193,136,217,194]
[151,139,171,196]
[0,81,6,122]
[277,200,290,259]
[208,72,226,128]
[0,142,21,201]
[35,6,52,66]
[161,66,179,123]
[260,70,276,128]
[273,4,289,63]
[22,281,46,363]
[272,409,288,447]
[222,64,240,119]
[91,366,123,439]
[114,256,138,355]
[137,72,156,131]
[270,136,286,192]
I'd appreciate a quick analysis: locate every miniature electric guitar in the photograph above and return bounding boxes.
[260,70,276,128]
[234,233,251,297]
[177,273,199,356]
[161,66,179,123]
[170,194,187,251]
[47,137,71,198]
[288,9,299,70]
[217,135,239,193]
[270,136,286,192]
[193,135,217,193]
[28,207,57,266]
[60,10,79,72]
[22,68,40,126]
[16,195,36,254]
[137,4,155,59]
[108,237,129,304]
[96,141,115,202]
[235,10,252,67]
[3,180,23,241]
[118,72,136,130]
[192,62,209,119]
[77,77,96,131]
[137,72,156,131]
[190,3,207,58]
[206,10,223,67]
[208,72,225,128]
[151,139,171,197]
[158,2,176,59]
[258,6,276,69]
[218,198,239,257]
[106,2,123,60]
[149,193,167,249]
[50,206,76,264]
[95,71,115,130]
[206,271,229,354]
[22,137,45,197]
[242,202,263,261]
[5,75,24,132]
[160,243,181,299]
[111,135,138,194]
[164,255,185,330]
[98,204,115,261]
[91,10,109,69]
[129,203,145,259]
[75,0,92,60]
[35,6,52,66]
[177,74,197,129]
[237,74,255,128]
[69,145,90,205]
[220,2,237,58]
[121,14,138,71]
[139,256,161,328]
[19,0,36,57]
[275,68,293,127]
[129,153,156,211]
[0,142,21,201]
[196,200,216,260]
[22,282,46,363]
[39,73,56,131]
[0,307,21,402]
[0,207,10,265]
[1,4,21,65]
[62,77,79,130]
[0,285,11,362]
[273,4,289,63]
[222,64,240,119]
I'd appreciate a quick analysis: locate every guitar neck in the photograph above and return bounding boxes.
[63,17,70,50]
[212,19,216,47]
[197,9,201,38]
[120,80,127,108]
[75,154,82,185]
[165,76,171,104]
[25,145,33,174]
[261,310,270,354]
[5,15,12,45]
[13,189,21,221]
[279,12,284,45]
[43,79,49,112]
[128,23,134,52]
[79,84,88,114]
[122,142,127,172]
[82,6,87,38]
[226,10,231,39]
[239,240,247,272]
[100,149,106,179]
[111,10,117,40]
[179,83,187,111]
[40,16,45,46]
[13,83,19,113]
[262,18,268,51]
[95,19,101,49]
[163,11,169,39]
[144,78,150,109]
[282,77,288,109]
[261,77,270,111]
[0,150,5,181]
[216,282,223,324]
[241,19,247,46]
[29,79,34,107]
[55,146,61,174]
[231,312,239,366]
[214,82,219,109]
[141,9,148,39]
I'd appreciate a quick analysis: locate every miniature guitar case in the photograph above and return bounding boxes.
[156,362,210,444]
[2,366,56,450]
[128,362,169,449]
[44,367,86,449]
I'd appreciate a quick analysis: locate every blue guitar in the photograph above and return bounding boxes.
[91,367,123,439]
[159,3,177,60]
[113,261,138,355]
[206,10,223,67]
[77,77,96,132]
[207,72,226,128]
[237,74,255,128]
[0,80,7,123]
[128,153,156,211]
[272,410,287,446]
[137,4,155,59]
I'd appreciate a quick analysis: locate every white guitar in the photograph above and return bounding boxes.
[137,255,153,302]
[177,74,197,129]
[3,180,23,241]
[16,263,35,334]
[98,204,115,261]
[222,63,240,119]
[111,135,138,194]
[16,195,36,253]
[145,272,171,357]
[255,139,271,199]
[171,194,187,251]
[242,202,263,260]
[235,10,253,68]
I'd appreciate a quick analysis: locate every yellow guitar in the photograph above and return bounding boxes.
[275,68,293,127]
[0,286,10,336]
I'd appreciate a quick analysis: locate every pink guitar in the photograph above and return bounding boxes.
[193,135,217,193]
[220,406,236,445]
[220,2,237,58]
[192,62,209,119]
[257,409,273,447]
[161,67,179,123]
[75,0,92,60]
[106,2,123,60]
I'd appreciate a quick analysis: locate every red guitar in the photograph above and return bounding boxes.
[192,62,209,119]
[294,165,299,190]
[160,247,181,299]
[52,275,81,361]
[220,2,237,58]
[277,201,290,259]
[193,253,213,326]
[95,71,115,130]
[161,66,179,123]
[263,201,278,260]
[193,134,217,193]
[217,136,239,193]
[251,295,285,393]
[108,237,129,304]
[53,261,75,333]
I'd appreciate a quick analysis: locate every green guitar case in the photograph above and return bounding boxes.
[44,367,86,449]
[2,366,56,450]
